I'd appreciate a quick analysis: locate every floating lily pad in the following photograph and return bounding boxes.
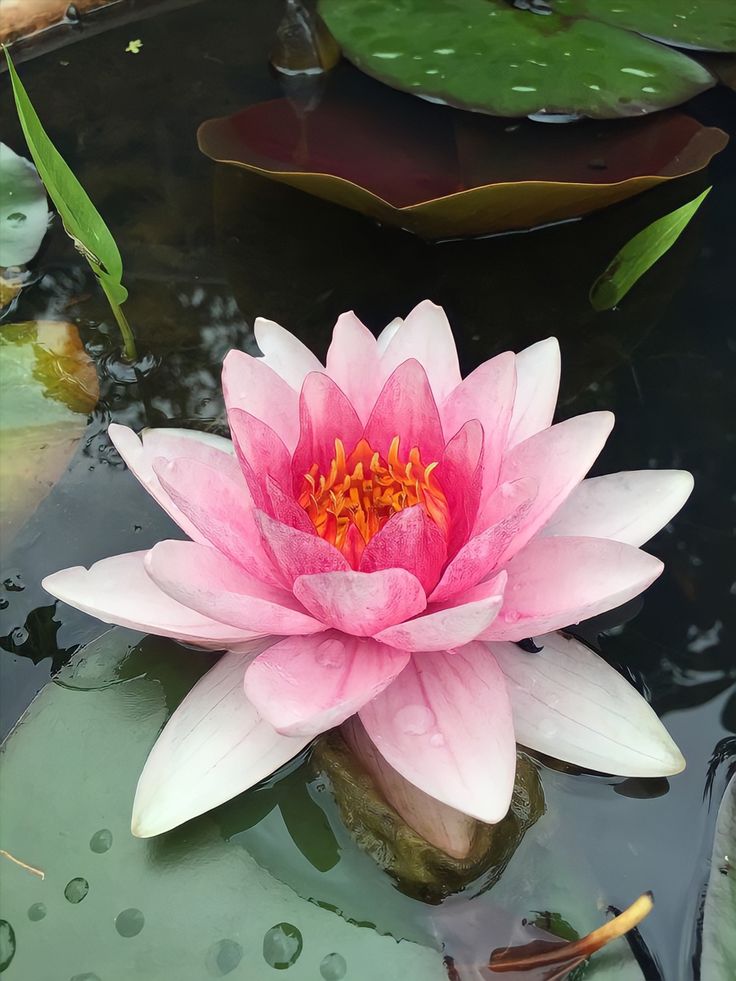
[0,631,447,980]
[198,73,727,239]
[319,0,718,119]
[701,774,736,979]
[555,1,736,54]
[0,143,49,269]
[0,321,99,549]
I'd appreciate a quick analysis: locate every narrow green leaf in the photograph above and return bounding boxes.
[589,187,711,311]
[3,47,128,306]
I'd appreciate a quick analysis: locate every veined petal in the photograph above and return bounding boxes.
[254,316,324,390]
[325,311,381,422]
[42,551,261,648]
[342,717,479,859]
[154,457,277,583]
[507,337,560,448]
[244,632,410,737]
[293,568,426,636]
[227,408,292,510]
[432,479,536,603]
[485,537,663,642]
[539,470,694,547]
[376,572,506,652]
[291,372,363,493]
[109,424,242,544]
[131,645,309,836]
[145,540,326,635]
[490,632,685,776]
[441,351,516,489]
[440,419,485,557]
[360,644,516,824]
[364,359,445,462]
[222,349,300,451]
[496,411,615,564]
[379,300,461,404]
[255,509,349,586]
[359,505,447,595]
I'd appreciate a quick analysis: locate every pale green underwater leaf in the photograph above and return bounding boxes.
[0,143,49,268]
[4,48,127,306]
[701,774,736,980]
[0,631,446,981]
[319,0,715,119]
[589,187,711,311]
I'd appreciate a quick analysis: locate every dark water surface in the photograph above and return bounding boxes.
[1,2,734,978]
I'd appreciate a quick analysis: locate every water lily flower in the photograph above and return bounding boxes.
[43,302,691,838]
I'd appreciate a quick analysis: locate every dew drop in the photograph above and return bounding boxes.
[28,902,47,921]
[429,732,445,748]
[320,952,347,980]
[503,610,521,624]
[114,908,145,937]
[64,877,89,903]
[90,828,113,853]
[396,704,435,736]
[0,920,16,972]
[206,938,244,976]
[263,923,303,969]
[316,639,344,668]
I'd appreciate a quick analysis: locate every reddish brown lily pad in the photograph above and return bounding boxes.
[198,79,728,239]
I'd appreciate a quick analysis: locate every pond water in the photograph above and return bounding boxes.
[0,1,734,979]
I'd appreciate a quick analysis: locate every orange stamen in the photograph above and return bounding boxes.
[299,436,450,564]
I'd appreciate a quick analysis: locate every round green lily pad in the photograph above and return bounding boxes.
[556,0,736,54]
[319,0,715,118]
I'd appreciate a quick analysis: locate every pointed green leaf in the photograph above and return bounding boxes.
[589,187,711,311]
[4,48,127,306]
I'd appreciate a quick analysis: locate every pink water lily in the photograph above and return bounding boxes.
[43,302,690,838]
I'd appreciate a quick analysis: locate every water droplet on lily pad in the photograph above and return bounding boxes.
[89,828,113,853]
[206,939,244,976]
[320,951,347,979]
[64,877,89,903]
[263,923,303,969]
[69,974,101,981]
[27,902,47,921]
[0,920,16,971]
[114,908,144,937]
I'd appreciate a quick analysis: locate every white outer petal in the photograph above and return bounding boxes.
[507,337,560,448]
[132,644,309,836]
[254,316,324,390]
[539,470,694,547]
[376,316,403,354]
[490,632,685,777]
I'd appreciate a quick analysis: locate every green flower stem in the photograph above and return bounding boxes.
[100,278,137,362]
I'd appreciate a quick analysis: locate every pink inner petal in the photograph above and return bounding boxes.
[364,359,445,462]
[359,505,447,595]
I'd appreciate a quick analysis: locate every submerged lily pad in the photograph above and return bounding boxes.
[198,72,727,238]
[0,321,99,549]
[319,0,718,119]
[0,631,447,980]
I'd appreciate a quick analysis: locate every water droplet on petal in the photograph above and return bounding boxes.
[396,704,435,736]
[263,923,303,969]
[316,639,344,668]
[503,610,521,623]
[429,732,445,748]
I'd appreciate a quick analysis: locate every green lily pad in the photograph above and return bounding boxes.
[0,143,49,269]
[0,631,447,980]
[555,1,736,54]
[589,186,711,310]
[701,773,736,979]
[319,0,716,118]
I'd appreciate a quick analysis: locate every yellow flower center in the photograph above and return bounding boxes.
[299,436,450,562]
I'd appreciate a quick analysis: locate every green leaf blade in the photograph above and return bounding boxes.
[589,187,711,311]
